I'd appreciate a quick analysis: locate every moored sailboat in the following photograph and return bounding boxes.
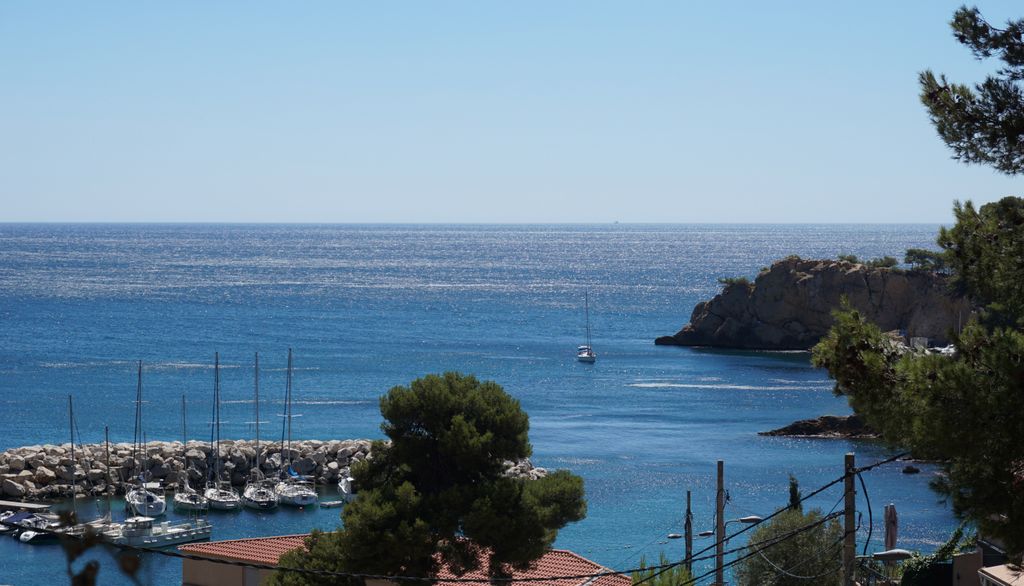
[174,395,209,512]
[242,352,278,510]
[125,362,167,517]
[204,352,241,511]
[275,348,318,507]
[576,291,597,363]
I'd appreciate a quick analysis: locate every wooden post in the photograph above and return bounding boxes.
[685,490,693,571]
[844,452,856,586]
[716,460,725,586]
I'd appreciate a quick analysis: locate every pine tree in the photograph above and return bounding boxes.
[269,372,587,586]
[920,7,1024,174]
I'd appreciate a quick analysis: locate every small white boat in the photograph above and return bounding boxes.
[204,482,242,511]
[242,477,279,510]
[126,483,167,517]
[576,292,597,363]
[103,516,211,547]
[576,345,596,363]
[173,486,209,512]
[338,473,356,502]
[275,478,318,507]
[14,513,63,544]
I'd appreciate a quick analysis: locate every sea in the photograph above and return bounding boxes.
[0,223,956,585]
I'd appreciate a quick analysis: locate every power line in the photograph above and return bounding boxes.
[673,512,845,586]
[633,451,906,586]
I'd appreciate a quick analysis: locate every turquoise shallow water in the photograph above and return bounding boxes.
[0,224,955,585]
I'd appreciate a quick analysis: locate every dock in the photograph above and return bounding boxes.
[0,499,51,512]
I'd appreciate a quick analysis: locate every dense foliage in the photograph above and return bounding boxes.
[631,553,692,586]
[269,372,587,586]
[836,254,900,268]
[734,504,842,586]
[938,197,1024,327]
[903,248,949,273]
[813,6,1024,555]
[919,7,1024,174]
[898,526,976,586]
[813,294,1024,553]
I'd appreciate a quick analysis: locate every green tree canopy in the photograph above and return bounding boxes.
[734,505,842,586]
[920,7,1024,174]
[938,196,1024,327]
[269,372,587,586]
[813,5,1024,555]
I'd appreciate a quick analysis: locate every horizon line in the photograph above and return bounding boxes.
[0,220,950,226]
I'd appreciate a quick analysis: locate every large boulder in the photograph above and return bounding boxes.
[8,456,25,472]
[34,466,57,484]
[293,457,316,476]
[2,478,26,497]
[656,257,972,350]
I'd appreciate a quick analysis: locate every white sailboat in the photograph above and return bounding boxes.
[125,362,167,517]
[174,395,209,512]
[275,348,318,507]
[576,291,597,363]
[204,352,242,511]
[242,352,278,510]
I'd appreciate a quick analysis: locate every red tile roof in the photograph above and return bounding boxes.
[435,548,630,586]
[179,534,308,566]
[179,535,630,586]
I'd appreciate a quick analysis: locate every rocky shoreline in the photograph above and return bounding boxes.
[0,439,547,502]
[656,256,971,350]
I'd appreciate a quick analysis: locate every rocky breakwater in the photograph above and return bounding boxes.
[656,256,972,350]
[0,440,547,502]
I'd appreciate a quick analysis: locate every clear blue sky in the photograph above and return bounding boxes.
[2,1,1021,223]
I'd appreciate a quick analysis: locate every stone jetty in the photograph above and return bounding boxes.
[0,439,547,501]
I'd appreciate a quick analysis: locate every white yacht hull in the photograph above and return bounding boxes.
[126,488,166,517]
[276,481,318,507]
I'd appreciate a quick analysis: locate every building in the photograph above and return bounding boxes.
[978,565,1023,586]
[179,535,632,586]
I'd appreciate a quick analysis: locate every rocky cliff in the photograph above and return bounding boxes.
[656,256,971,350]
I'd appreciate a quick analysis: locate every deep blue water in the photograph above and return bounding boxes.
[0,224,956,585]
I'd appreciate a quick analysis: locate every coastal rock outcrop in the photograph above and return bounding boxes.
[656,257,972,350]
[0,439,546,502]
[759,415,877,439]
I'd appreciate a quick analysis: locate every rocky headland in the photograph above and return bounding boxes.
[0,439,547,502]
[656,256,972,350]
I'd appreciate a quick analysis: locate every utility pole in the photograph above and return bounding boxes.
[843,452,856,586]
[685,490,693,571]
[715,460,725,586]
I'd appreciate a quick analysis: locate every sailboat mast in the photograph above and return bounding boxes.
[69,395,75,511]
[585,291,592,348]
[214,352,221,483]
[133,361,143,478]
[181,394,186,447]
[104,426,111,519]
[254,352,260,472]
[286,348,293,468]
